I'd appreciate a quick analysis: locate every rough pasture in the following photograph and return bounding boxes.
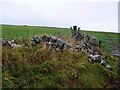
[2,24,119,53]
[2,45,118,88]
[1,24,119,88]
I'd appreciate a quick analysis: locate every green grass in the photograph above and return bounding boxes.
[1,24,119,88]
[2,25,70,40]
[1,24,119,53]
[2,24,119,40]
[2,46,118,88]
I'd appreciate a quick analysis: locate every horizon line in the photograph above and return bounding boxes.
[1,23,119,34]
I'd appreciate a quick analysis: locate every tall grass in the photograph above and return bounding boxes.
[2,44,118,88]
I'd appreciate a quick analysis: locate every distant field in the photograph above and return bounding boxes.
[1,24,119,53]
[2,25,70,39]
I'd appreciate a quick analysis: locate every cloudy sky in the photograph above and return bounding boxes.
[0,0,119,33]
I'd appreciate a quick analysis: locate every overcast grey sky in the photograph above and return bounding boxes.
[1,0,119,33]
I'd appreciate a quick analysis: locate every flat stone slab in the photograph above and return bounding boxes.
[113,52,120,57]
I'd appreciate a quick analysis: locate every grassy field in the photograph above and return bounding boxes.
[2,25,70,40]
[2,24,118,40]
[1,24,119,88]
[2,24,119,53]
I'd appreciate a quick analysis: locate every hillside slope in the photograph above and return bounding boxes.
[2,45,118,88]
[1,24,119,88]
